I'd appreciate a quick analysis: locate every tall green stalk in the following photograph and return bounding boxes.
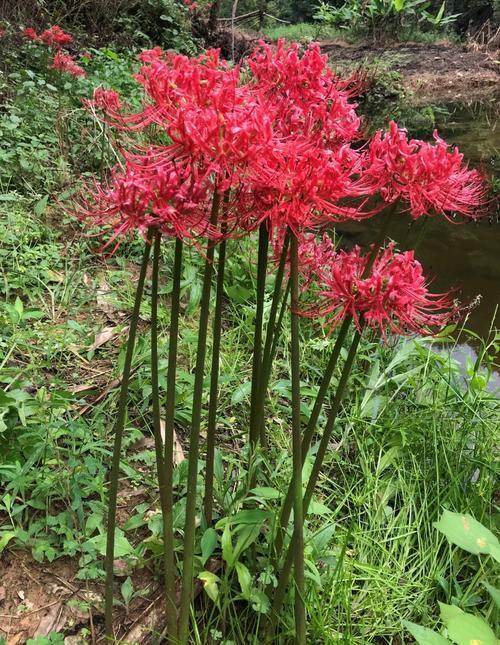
[272,316,351,559]
[249,222,269,449]
[270,329,363,624]
[289,231,306,643]
[163,236,184,643]
[258,232,290,447]
[178,192,221,643]
[104,231,152,640]
[204,228,227,525]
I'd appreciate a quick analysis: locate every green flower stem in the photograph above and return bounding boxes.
[249,222,269,449]
[178,191,221,643]
[204,227,227,526]
[268,277,291,372]
[258,231,290,448]
[104,230,152,641]
[289,231,306,643]
[163,236,183,643]
[273,202,397,560]
[270,328,363,625]
[273,315,352,560]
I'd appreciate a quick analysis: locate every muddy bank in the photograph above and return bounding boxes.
[322,41,499,105]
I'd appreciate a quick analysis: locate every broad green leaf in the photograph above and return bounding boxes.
[0,531,17,552]
[249,487,281,500]
[250,589,270,614]
[393,0,405,11]
[482,582,500,609]
[221,524,233,567]
[233,524,262,561]
[198,571,220,602]
[216,508,270,529]
[439,602,464,624]
[231,380,252,405]
[121,577,134,605]
[34,195,49,215]
[91,528,133,557]
[403,620,451,645]
[201,528,218,565]
[235,561,252,598]
[434,511,500,562]
[447,612,497,645]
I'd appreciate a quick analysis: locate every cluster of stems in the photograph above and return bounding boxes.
[102,198,437,645]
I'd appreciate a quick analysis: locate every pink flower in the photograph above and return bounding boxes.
[23,27,38,41]
[51,50,86,78]
[368,121,486,219]
[137,46,165,63]
[40,25,73,47]
[302,242,456,337]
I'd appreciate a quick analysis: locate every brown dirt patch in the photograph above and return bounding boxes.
[321,41,499,104]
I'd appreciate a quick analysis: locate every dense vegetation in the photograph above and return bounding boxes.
[0,3,498,645]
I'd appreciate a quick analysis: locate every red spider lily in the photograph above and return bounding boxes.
[248,40,362,145]
[52,50,86,77]
[241,140,376,239]
[74,149,220,252]
[303,242,456,338]
[39,25,73,47]
[137,46,165,63]
[90,88,122,111]
[368,121,486,220]
[23,27,38,41]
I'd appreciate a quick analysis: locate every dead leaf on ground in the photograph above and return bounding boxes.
[160,419,185,465]
[90,325,129,351]
[0,587,5,603]
[7,633,25,645]
[66,383,99,395]
[96,279,118,318]
[33,602,63,637]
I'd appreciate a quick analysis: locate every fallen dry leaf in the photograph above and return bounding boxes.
[17,591,24,601]
[0,586,5,603]
[33,602,62,637]
[90,325,128,351]
[66,383,98,395]
[7,633,25,645]
[160,419,185,465]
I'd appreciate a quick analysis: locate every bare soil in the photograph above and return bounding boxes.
[321,40,499,104]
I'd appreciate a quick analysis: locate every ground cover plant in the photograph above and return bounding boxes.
[0,15,498,645]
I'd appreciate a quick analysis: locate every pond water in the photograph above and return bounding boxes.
[336,100,500,388]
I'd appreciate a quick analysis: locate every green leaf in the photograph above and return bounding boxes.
[393,0,405,11]
[201,528,218,565]
[446,612,497,645]
[250,589,270,614]
[90,528,133,557]
[34,195,49,215]
[434,511,500,562]
[403,620,451,645]
[233,524,262,561]
[482,582,500,609]
[249,487,281,500]
[198,571,220,602]
[121,577,134,605]
[231,380,252,405]
[216,508,270,529]
[235,561,252,599]
[221,524,233,567]
[0,530,17,552]
[439,602,464,624]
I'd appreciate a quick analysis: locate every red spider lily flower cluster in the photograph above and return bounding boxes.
[23,25,73,46]
[302,242,456,337]
[52,50,86,78]
[368,121,486,220]
[79,40,485,332]
[22,24,86,79]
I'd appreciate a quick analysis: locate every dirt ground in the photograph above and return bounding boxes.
[321,40,499,104]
